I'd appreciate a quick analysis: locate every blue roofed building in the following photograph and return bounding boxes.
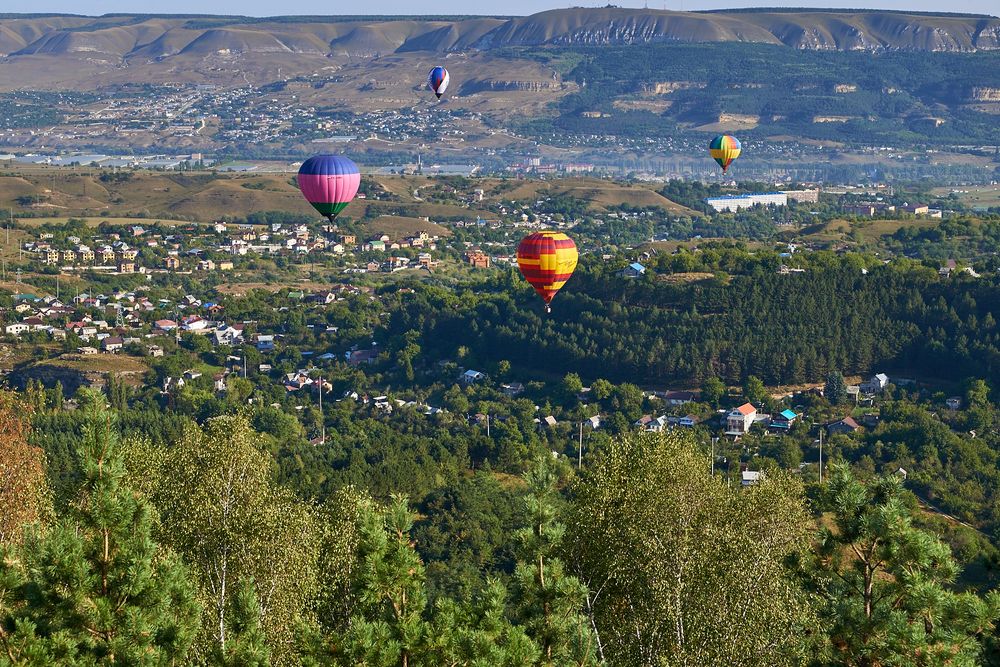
[770,409,799,430]
[622,262,646,278]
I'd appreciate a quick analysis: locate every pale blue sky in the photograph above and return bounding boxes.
[2,1,996,17]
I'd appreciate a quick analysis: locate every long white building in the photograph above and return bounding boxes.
[706,192,788,213]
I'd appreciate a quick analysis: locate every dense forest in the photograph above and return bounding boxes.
[383,254,1000,387]
[4,390,1000,666]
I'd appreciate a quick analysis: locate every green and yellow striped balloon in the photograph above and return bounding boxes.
[709,135,742,173]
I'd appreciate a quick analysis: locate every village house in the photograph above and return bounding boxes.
[213,324,244,346]
[622,262,646,278]
[726,403,757,434]
[502,382,524,397]
[860,373,889,394]
[346,348,378,365]
[461,369,487,385]
[770,409,799,430]
[663,390,696,406]
[465,250,490,269]
[23,317,47,332]
[164,255,180,270]
[827,417,861,435]
[101,336,124,353]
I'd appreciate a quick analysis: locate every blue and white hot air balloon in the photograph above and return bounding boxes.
[428,66,450,99]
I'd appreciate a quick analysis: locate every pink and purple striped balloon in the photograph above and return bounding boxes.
[297,155,361,220]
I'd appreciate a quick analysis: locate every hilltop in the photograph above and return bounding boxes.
[1,9,999,164]
[0,8,998,65]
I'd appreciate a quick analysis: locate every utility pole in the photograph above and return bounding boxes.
[578,420,584,469]
[711,437,718,476]
[818,429,824,483]
[318,376,324,445]
[486,414,490,438]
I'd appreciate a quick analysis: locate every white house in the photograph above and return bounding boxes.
[726,403,757,434]
[860,373,890,394]
[461,370,487,385]
[5,323,29,336]
[213,324,244,346]
[742,470,764,486]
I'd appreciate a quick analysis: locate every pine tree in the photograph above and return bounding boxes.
[106,375,129,412]
[511,457,597,666]
[336,495,428,667]
[802,464,1000,665]
[0,398,201,664]
[210,580,270,667]
[425,579,540,666]
[49,381,63,412]
[825,371,848,405]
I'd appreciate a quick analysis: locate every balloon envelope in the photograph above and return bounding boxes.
[517,231,578,310]
[428,66,449,99]
[709,135,742,173]
[297,155,360,220]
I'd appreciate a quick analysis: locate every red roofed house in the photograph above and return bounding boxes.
[465,250,490,269]
[727,402,757,434]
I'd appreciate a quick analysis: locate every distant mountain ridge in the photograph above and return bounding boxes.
[1,7,999,60]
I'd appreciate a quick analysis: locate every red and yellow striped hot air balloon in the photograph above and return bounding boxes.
[709,134,742,173]
[516,231,578,313]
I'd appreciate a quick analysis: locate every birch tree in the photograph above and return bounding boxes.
[126,414,319,665]
[568,431,816,666]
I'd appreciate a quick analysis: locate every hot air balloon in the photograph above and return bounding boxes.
[517,231,578,313]
[428,66,449,99]
[709,134,742,173]
[297,155,360,221]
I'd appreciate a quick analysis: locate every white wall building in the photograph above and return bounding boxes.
[706,192,788,213]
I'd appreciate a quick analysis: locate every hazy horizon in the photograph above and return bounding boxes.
[2,0,996,17]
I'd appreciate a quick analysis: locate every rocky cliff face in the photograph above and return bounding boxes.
[459,78,562,94]
[1,8,998,62]
[472,8,1000,52]
[971,87,1000,101]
